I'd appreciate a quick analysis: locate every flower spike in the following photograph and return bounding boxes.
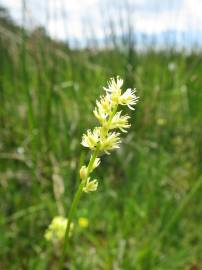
[81,77,138,192]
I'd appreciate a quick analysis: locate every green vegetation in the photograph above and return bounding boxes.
[0,7,202,270]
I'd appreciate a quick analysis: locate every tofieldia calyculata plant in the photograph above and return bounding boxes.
[45,77,138,269]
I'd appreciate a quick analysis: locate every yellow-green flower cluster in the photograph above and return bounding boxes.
[78,217,89,228]
[44,216,74,243]
[80,77,138,193]
[44,216,90,242]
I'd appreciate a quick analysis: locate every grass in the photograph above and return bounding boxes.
[0,15,202,269]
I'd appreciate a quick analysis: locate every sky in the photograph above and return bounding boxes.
[1,0,202,47]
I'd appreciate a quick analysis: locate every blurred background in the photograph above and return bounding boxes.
[0,0,202,269]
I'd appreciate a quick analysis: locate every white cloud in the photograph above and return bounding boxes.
[1,0,202,43]
[0,0,22,22]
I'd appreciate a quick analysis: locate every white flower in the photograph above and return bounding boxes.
[93,95,112,124]
[96,95,112,114]
[99,132,121,154]
[119,88,138,110]
[83,178,98,192]
[81,127,100,150]
[110,111,131,132]
[103,77,124,105]
[93,107,108,124]
[104,76,123,94]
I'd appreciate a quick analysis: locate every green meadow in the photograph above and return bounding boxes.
[0,7,202,270]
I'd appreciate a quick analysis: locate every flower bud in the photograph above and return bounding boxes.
[83,178,98,193]
[90,158,101,173]
[79,166,87,180]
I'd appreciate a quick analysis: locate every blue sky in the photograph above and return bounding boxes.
[1,0,202,46]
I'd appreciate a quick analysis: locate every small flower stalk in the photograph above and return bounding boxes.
[54,76,138,269]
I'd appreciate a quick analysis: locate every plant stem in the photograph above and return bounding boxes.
[58,149,98,270]
[58,105,118,269]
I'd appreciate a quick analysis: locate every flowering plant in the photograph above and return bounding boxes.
[46,77,138,269]
[80,77,138,192]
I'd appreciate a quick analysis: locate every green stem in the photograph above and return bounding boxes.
[58,104,118,269]
[58,149,98,270]
[108,105,118,126]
